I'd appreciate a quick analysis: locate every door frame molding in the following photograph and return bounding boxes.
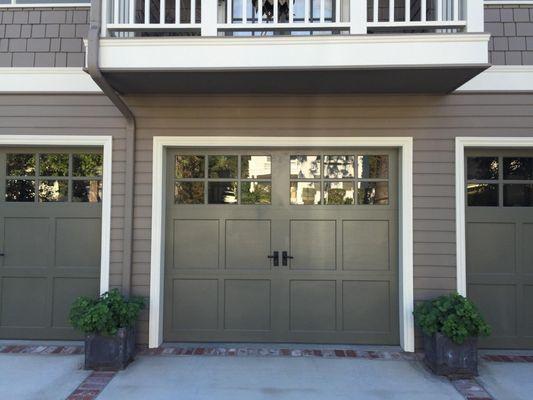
[0,135,113,294]
[150,136,414,351]
[455,137,533,296]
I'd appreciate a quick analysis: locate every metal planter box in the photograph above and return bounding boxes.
[84,327,136,370]
[423,332,478,378]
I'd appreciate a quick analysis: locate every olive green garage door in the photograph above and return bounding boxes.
[466,150,533,348]
[164,149,399,344]
[0,148,103,340]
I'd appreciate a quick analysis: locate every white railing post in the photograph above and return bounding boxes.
[465,0,483,32]
[201,0,218,35]
[349,0,366,34]
[101,0,108,37]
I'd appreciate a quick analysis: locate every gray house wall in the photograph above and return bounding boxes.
[0,7,89,67]
[486,4,533,65]
[0,92,532,344]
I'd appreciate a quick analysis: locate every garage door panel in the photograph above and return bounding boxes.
[52,277,99,328]
[3,218,50,267]
[342,220,389,271]
[225,220,271,270]
[172,220,219,270]
[1,277,47,327]
[342,280,391,333]
[171,279,218,330]
[523,224,533,274]
[468,284,517,337]
[466,222,516,274]
[290,280,336,332]
[224,279,271,331]
[290,220,336,270]
[55,218,101,268]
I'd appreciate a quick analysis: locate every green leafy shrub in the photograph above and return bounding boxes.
[414,293,491,344]
[69,289,145,336]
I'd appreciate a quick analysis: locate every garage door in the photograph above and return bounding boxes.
[466,150,533,349]
[164,149,399,344]
[0,148,102,340]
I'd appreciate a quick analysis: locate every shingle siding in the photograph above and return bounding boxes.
[0,7,88,67]
[486,5,533,65]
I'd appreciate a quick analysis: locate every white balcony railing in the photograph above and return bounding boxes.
[103,0,483,37]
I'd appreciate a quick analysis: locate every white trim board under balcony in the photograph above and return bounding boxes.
[456,66,533,93]
[97,33,490,71]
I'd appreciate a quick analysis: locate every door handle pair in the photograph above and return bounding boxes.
[267,251,294,266]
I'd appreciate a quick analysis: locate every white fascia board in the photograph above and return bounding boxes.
[0,3,89,8]
[456,66,533,92]
[0,68,101,93]
[98,34,490,70]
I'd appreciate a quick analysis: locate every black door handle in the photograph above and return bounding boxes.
[282,251,293,266]
[267,251,279,267]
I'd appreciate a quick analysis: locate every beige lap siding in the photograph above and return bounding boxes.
[0,93,127,289]
[3,93,533,345]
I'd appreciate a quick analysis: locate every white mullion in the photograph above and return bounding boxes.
[191,0,196,23]
[160,0,166,24]
[289,0,293,23]
[373,0,378,22]
[227,0,231,23]
[453,0,458,21]
[335,0,340,23]
[421,0,425,22]
[144,0,149,24]
[436,0,441,21]
[273,0,278,23]
[304,0,309,23]
[389,0,394,22]
[129,0,135,23]
[114,0,119,24]
[320,0,324,23]
[257,0,262,23]
[175,0,180,24]
[241,0,246,23]
[404,0,409,22]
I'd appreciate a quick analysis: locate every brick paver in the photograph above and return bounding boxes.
[451,379,494,400]
[66,371,116,400]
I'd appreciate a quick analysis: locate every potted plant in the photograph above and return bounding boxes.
[69,289,145,370]
[414,292,491,378]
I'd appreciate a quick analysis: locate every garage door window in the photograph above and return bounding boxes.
[290,154,389,205]
[467,156,533,207]
[5,152,103,203]
[174,155,271,205]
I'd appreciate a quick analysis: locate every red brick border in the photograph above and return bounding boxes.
[481,354,533,363]
[451,379,493,400]
[0,344,83,355]
[66,371,116,400]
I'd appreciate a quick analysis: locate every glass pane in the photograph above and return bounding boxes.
[175,182,205,204]
[357,181,389,205]
[503,157,533,180]
[73,154,103,177]
[504,184,533,207]
[467,183,498,207]
[290,155,321,179]
[38,179,68,202]
[290,181,321,205]
[358,155,389,179]
[241,181,271,204]
[39,154,69,177]
[175,155,205,179]
[208,156,237,178]
[208,182,238,204]
[5,179,35,202]
[241,156,271,179]
[6,154,35,176]
[467,157,499,180]
[324,155,355,179]
[324,181,354,205]
[73,180,102,202]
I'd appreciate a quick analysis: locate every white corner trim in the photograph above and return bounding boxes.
[0,135,112,294]
[456,137,533,297]
[456,66,533,93]
[0,68,101,93]
[149,136,414,352]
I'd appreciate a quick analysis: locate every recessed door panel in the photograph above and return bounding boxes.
[225,220,271,270]
[289,220,336,270]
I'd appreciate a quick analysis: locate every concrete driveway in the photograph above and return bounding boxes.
[477,360,533,400]
[98,355,463,400]
[0,353,90,400]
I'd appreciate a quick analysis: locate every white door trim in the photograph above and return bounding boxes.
[0,135,113,294]
[150,136,414,352]
[456,137,533,296]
